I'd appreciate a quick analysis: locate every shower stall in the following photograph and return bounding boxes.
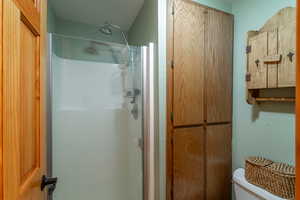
[47,33,155,200]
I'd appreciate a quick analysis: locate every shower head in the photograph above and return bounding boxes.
[99,22,130,53]
[98,22,132,67]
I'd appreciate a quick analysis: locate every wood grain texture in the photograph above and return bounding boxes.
[2,0,46,199]
[3,1,21,198]
[12,0,40,33]
[246,7,296,104]
[267,29,279,88]
[173,127,205,200]
[173,0,205,126]
[206,124,232,200]
[205,9,233,123]
[246,31,259,104]
[260,7,296,33]
[247,32,268,89]
[20,21,39,184]
[296,1,299,199]
[278,21,296,87]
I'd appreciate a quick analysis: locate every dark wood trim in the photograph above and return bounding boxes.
[174,124,205,129]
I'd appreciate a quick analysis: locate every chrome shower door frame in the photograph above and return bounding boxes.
[142,43,155,200]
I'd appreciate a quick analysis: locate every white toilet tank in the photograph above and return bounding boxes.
[233,168,287,200]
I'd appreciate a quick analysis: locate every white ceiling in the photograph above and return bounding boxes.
[50,0,145,31]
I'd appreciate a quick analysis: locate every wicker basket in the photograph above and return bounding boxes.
[245,157,295,199]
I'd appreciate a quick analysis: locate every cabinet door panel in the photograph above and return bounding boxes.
[3,0,45,199]
[267,29,279,88]
[173,0,205,126]
[278,21,296,87]
[173,127,205,200]
[206,124,232,200]
[247,32,268,89]
[205,9,233,123]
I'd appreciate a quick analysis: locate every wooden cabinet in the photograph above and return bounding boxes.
[206,124,232,200]
[167,0,233,199]
[205,9,233,123]
[1,0,47,199]
[278,22,296,87]
[173,127,205,200]
[247,32,268,89]
[173,0,205,126]
[173,0,233,126]
[246,7,296,103]
[267,29,279,88]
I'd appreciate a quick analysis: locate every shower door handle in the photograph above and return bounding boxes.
[41,175,58,194]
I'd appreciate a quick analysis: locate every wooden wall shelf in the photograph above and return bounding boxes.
[245,7,296,104]
[255,97,295,102]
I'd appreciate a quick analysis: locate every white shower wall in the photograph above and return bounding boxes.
[52,53,143,200]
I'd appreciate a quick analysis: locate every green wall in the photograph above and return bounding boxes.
[55,18,125,43]
[128,0,157,45]
[47,3,56,33]
[193,0,232,13]
[47,14,128,63]
[232,0,296,170]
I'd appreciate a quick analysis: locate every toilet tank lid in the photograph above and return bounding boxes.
[233,168,286,200]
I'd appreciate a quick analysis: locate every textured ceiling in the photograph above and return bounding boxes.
[50,0,145,31]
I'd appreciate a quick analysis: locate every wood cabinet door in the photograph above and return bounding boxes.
[205,9,233,123]
[173,0,205,126]
[2,0,47,199]
[173,127,205,200]
[247,32,268,89]
[278,21,296,87]
[206,124,232,200]
[267,29,279,88]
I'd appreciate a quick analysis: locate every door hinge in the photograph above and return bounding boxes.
[246,45,252,54]
[171,60,174,69]
[170,112,174,122]
[246,73,251,82]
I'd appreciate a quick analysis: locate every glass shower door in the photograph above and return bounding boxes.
[48,33,149,200]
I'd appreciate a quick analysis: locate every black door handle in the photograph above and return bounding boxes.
[41,175,58,193]
[287,52,294,62]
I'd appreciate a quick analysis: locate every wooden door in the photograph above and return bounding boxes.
[247,32,268,89]
[278,21,296,87]
[205,9,233,123]
[173,0,205,126]
[2,0,47,199]
[206,124,232,200]
[173,127,205,200]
